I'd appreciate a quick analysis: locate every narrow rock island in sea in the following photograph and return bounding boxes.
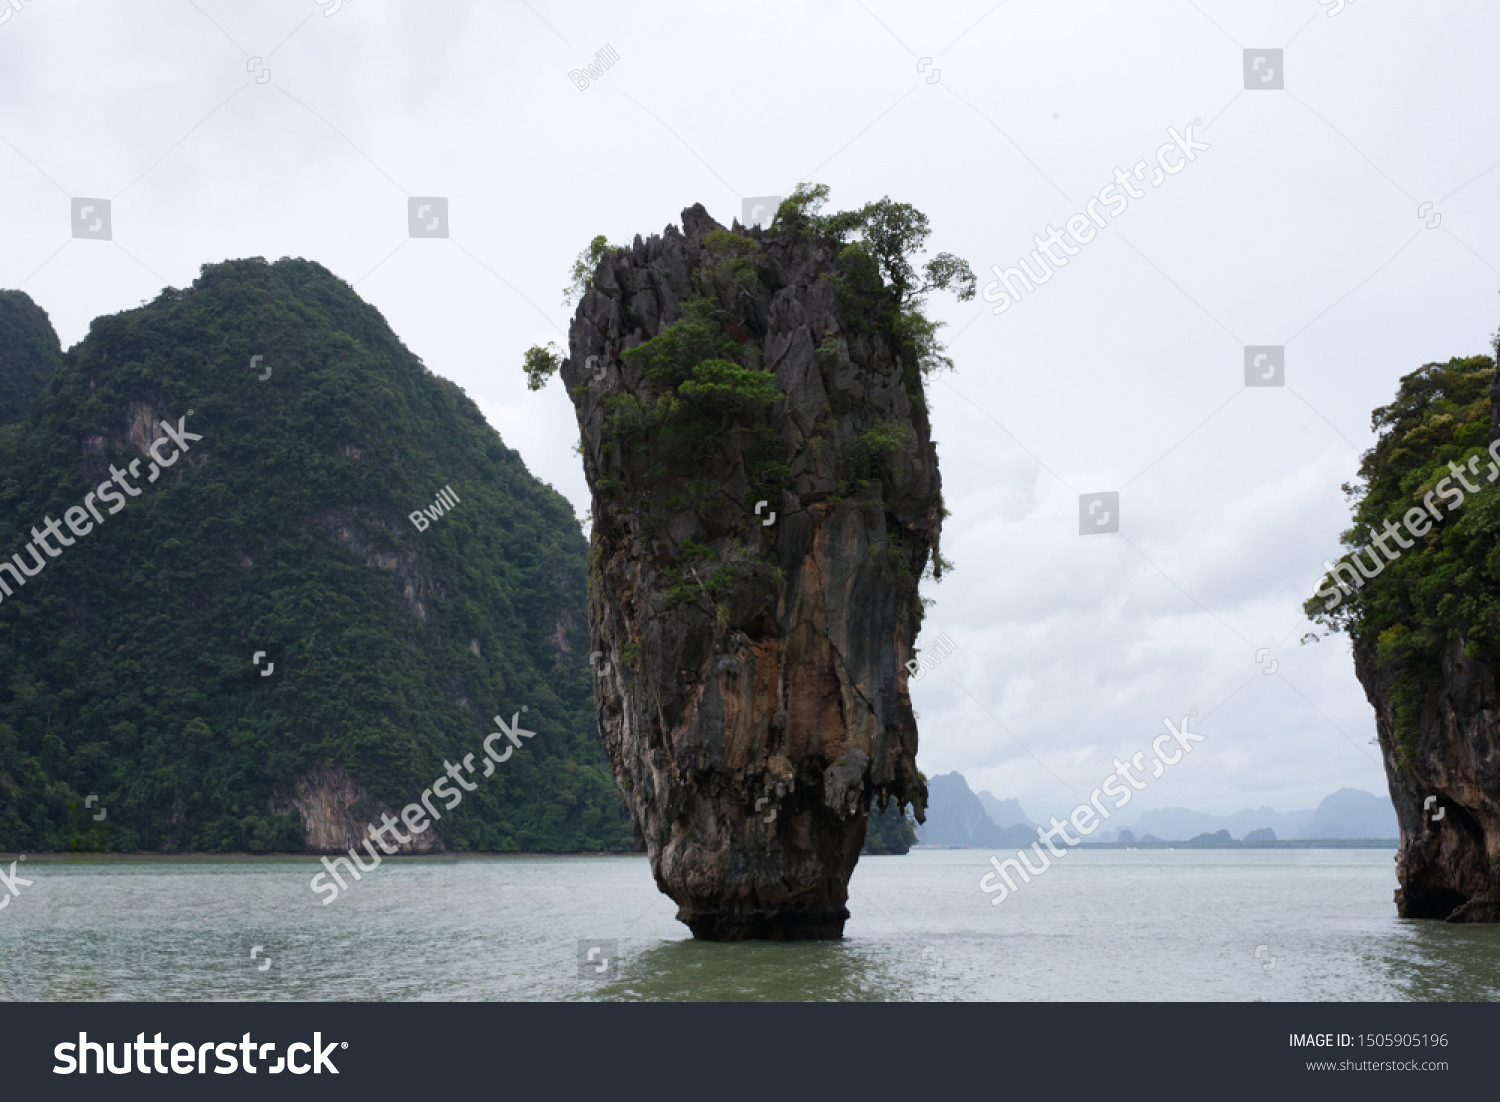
[1306,337,1500,921]
[527,186,972,938]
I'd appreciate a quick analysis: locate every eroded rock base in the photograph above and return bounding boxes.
[683,909,850,941]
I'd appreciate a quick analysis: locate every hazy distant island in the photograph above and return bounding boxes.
[912,772,1397,848]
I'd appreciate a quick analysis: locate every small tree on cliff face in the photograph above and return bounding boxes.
[563,234,621,307]
[776,184,977,306]
[774,183,975,378]
[522,342,563,391]
[521,236,624,392]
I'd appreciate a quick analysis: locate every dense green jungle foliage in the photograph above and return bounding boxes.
[1305,347,1500,765]
[863,796,918,854]
[0,290,63,425]
[0,259,634,853]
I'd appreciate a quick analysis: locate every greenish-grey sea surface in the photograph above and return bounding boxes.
[2,847,1494,1001]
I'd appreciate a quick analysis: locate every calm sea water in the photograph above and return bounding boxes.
[3,847,1496,1001]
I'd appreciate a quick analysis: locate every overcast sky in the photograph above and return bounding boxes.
[4,0,1498,828]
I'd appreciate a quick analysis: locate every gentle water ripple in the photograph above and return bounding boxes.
[3,848,1493,1001]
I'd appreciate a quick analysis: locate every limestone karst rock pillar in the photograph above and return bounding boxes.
[1349,352,1500,922]
[1372,362,1500,921]
[564,204,939,939]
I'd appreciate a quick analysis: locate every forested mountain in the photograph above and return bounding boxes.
[0,258,633,854]
[0,290,63,426]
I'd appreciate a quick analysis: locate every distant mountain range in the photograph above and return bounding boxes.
[1114,788,1397,841]
[1296,788,1399,839]
[918,773,1035,848]
[1118,806,1313,841]
[975,790,1035,831]
[917,774,1397,846]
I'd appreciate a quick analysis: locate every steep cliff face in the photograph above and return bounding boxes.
[1359,639,1500,920]
[564,204,940,939]
[1343,353,1500,921]
[272,765,445,854]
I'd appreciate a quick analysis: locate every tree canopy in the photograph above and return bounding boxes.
[0,259,634,853]
[1304,349,1500,760]
[0,290,63,425]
